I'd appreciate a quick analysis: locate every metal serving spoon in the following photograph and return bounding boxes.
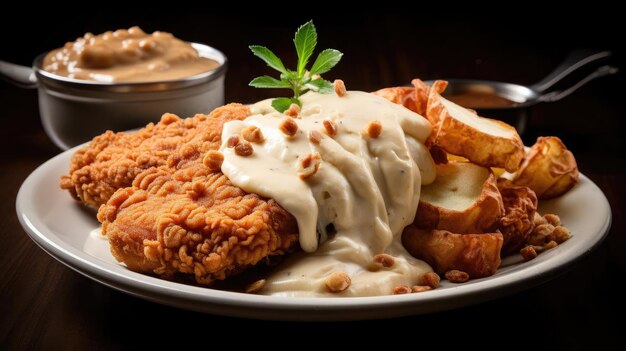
[427,50,619,133]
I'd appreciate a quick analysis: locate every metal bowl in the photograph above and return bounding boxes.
[1,42,227,150]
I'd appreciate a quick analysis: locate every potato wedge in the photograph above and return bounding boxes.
[410,78,430,116]
[497,179,538,255]
[512,136,579,199]
[402,226,503,278]
[373,79,429,115]
[426,80,525,172]
[416,162,504,233]
[373,87,419,113]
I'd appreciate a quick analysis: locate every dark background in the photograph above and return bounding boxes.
[1,11,624,349]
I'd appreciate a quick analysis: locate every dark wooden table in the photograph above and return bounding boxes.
[1,13,624,349]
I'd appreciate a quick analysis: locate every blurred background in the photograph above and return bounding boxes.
[1,11,623,167]
[1,11,624,349]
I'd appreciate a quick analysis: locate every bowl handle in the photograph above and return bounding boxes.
[0,60,37,89]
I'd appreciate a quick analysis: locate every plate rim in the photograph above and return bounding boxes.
[16,148,612,320]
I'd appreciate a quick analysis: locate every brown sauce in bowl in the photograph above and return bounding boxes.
[43,27,219,83]
[444,91,519,109]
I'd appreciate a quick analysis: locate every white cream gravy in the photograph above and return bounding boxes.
[220,91,436,296]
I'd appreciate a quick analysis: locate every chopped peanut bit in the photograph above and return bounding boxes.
[531,240,558,253]
[334,79,346,97]
[533,212,548,226]
[298,152,322,180]
[393,285,411,294]
[544,214,561,226]
[372,253,395,268]
[284,103,301,118]
[226,135,240,148]
[418,272,441,289]
[241,126,265,143]
[366,120,383,138]
[528,223,555,245]
[308,130,323,145]
[234,141,253,156]
[323,119,337,136]
[551,226,570,244]
[245,279,266,294]
[528,212,571,250]
[203,150,224,171]
[543,240,558,250]
[445,270,470,283]
[520,245,538,261]
[411,285,432,293]
[324,271,351,293]
[279,118,298,137]
[530,245,544,253]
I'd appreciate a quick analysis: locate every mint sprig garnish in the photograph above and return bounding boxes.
[249,21,343,113]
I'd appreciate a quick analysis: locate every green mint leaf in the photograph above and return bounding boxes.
[249,76,291,89]
[310,49,343,75]
[272,97,301,113]
[250,21,342,106]
[305,79,334,94]
[294,21,317,76]
[249,45,288,74]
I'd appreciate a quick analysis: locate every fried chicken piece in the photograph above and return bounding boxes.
[60,104,251,208]
[497,179,538,255]
[97,148,299,285]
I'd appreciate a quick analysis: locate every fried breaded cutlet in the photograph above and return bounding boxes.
[63,104,298,284]
[60,103,251,208]
[97,146,299,285]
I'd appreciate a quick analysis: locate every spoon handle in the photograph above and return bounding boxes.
[530,50,612,93]
[538,65,619,103]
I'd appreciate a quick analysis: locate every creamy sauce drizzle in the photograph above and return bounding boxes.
[90,227,107,240]
[220,91,436,297]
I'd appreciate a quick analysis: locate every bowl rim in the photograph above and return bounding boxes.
[33,42,227,93]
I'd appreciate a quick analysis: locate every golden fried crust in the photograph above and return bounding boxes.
[98,163,299,285]
[60,104,251,208]
[497,180,538,255]
[402,226,503,278]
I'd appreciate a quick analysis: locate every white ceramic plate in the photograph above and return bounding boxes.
[16,147,611,321]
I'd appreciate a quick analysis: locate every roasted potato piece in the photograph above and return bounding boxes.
[402,226,503,278]
[512,136,579,199]
[373,87,419,113]
[416,162,504,233]
[425,80,525,172]
[410,78,430,116]
[429,146,449,164]
[373,79,429,115]
[497,179,538,255]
